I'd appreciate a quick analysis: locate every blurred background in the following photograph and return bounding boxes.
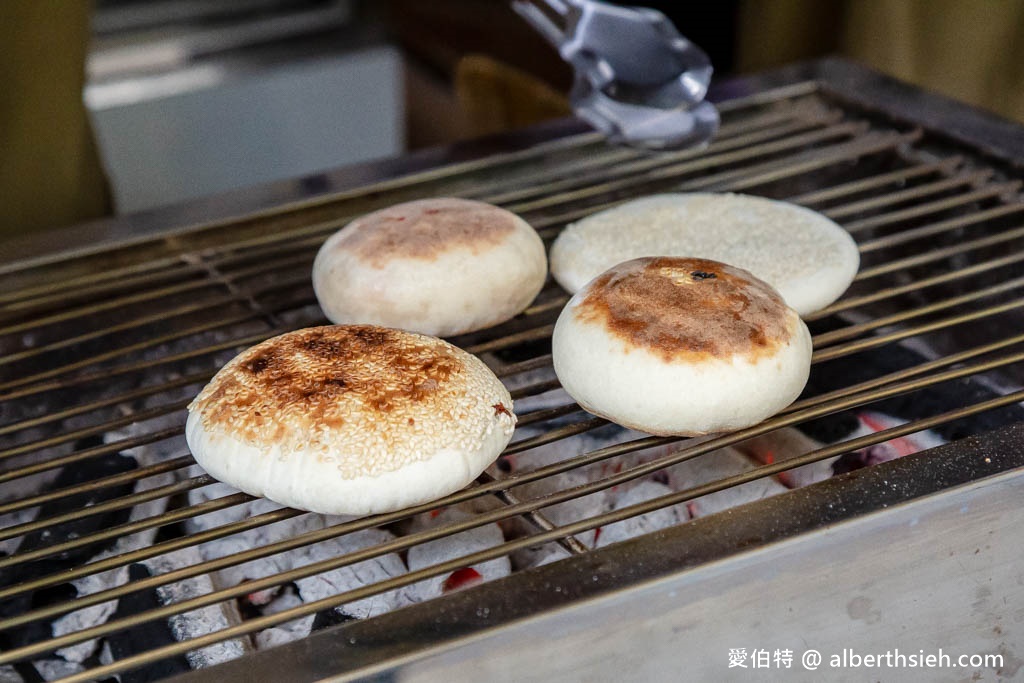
[3,0,1023,239]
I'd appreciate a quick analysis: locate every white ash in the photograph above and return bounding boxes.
[186,481,296,607]
[405,508,509,602]
[0,489,51,558]
[0,660,87,682]
[105,415,189,470]
[255,620,314,650]
[99,640,113,666]
[148,545,252,668]
[255,588,310,649]
[53,561,125,663]
[399,497,504,533]
[33,659,86,682]
[185,480,280,531]
[595,481,690,549]
[659,446,788,518]
[519,482,690,568]
[261,585,303,616]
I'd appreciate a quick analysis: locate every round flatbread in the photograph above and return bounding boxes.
[313,198,547,336]
[552,257,812,436]
[186,325,517,515]
[549,192,859,316]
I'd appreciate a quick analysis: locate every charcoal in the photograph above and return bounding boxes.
[405,509,510,602]
[291,527,411,619]
[802,342,1024,443]
[0,439,137,653]
[146,546,252,669]
[105,564,190,683]
[737,428,837,488]
[0,661,43,683]
[594,481,689,549]
[831,452,867,475]
[310,608,356,632]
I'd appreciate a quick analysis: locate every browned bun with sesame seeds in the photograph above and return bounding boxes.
[186,325,516,515]
[312,198,547,337]
[551,257,811,436]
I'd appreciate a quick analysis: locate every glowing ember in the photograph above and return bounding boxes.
[442,568,484,593]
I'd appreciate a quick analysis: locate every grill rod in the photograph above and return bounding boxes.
[9,321,1024,589]
[5,274,1021,473]
[2,297,1021,558]
[0,94,822,311]
[0,73,1019,679]
[3,143,1014,402]
[815,248,1024,320]
[790,157,963,205]
[3,345,1021,645]
[16,386,1024,683]
[0,110,829,332]
[857,203,1024,253]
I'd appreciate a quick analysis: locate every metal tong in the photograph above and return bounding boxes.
[512,0,719,150]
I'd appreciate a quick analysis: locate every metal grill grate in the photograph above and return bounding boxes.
[2,76,1024,682]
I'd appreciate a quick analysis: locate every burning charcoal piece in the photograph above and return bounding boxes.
[803,342,1024,442]
[186,486,294,609]
[292,527,409,621]
[147,546,252,669]
[829,411,946,475]
[246,526,409,649]
[0,660,43,683]
[310,609,356,632]
[52,453,181,664]
[23,659,86,682]
[736,428,837,488]
[405,508,510,602]
[440,567,484,593]
[0,441,138,655]
[523,544,572,568]
[739,412,947,487]
[106,564,190,683]
[254,589,309,650]
[495,423,683,568]
[658,447,787,518]
[594,481,689,549]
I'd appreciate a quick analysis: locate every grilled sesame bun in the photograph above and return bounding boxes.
[313,198,547,337]
[549,193,859,316]
[186,325,516,515]
[551,257,811,436]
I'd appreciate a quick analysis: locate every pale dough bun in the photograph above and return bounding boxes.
[552,257,812,436]
[313,198,547,336]
[186,325,516,515]
[549,193,859,316]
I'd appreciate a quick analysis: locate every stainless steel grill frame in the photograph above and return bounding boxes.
[1,58,1023,682]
